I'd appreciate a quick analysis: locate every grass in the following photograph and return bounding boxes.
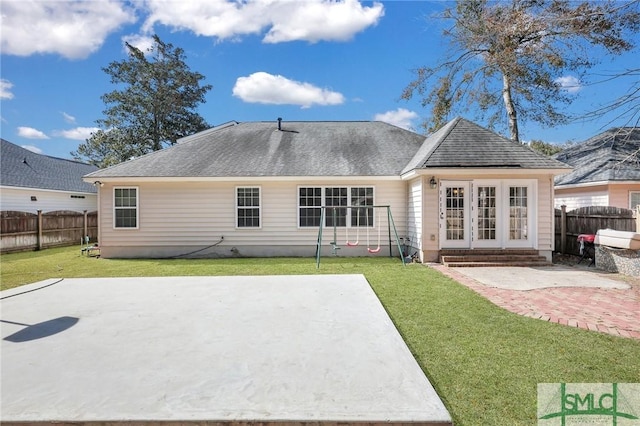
[2,246,639,425]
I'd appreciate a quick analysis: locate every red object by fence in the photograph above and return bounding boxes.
[577,234,595,244]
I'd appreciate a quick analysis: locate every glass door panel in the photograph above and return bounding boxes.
[509,186,528,241]
[476,185,498,245]
[440,182,470,248]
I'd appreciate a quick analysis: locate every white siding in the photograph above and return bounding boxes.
[554,192,608,210]
[555,183,640,210]
[406,178,423,258]
[422,178,440,255]
[98,180,407,258]
[0,186,97,214]
[536,176,554,253]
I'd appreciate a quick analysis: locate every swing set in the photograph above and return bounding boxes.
[345,207,381,252]
[315,205,405,268]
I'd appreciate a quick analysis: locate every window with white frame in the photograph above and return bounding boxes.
[325,187,348,227]
[236,187,260,228]
[299,187,322,227]
[350,187,374,227]
[298,186,374,227]
[630,191,640,211]
[114,187,138,228]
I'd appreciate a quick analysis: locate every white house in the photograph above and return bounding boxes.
[84,118,571,263]
[1,139,98,214]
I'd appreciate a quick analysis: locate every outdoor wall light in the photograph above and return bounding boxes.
[429,177,437,189]
[93,181,104,187]
[30,196,37,201]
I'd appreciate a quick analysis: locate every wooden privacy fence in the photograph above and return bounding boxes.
[1,210,98,253]
[555,206,639,255]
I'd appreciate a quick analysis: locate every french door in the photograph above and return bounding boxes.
[440,181,470,248]
[474,183,500,248]
[439,180,534,249]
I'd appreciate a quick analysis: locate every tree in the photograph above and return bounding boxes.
[401,0,640,142]
[529,139,564,156]
[73,35,212,167]
[580,68,640,128]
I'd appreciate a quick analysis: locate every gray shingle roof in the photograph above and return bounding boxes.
[86,121,427,178]
[402,117,571,174]
[1,139,98,193]
[553,127,640,185]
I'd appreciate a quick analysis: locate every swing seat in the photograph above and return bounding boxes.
[367,247,381,253]
[346,241,359,247]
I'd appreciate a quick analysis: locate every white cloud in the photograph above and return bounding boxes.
[264,0,384,43]
[1,79,14,100]
[555,75,581,94]
[17,126,49,139]
[233,72,345,108]
[22,145,43,154]
[55,127,100,140]
[374,108,418,130]
[61,112,76,124]
[0,1,136,59]
[121,34,156,55]
[142,0,384,43]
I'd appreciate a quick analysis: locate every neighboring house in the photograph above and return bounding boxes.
[553,127,640,211]
[1,138,98,213]
[84,118,570,262]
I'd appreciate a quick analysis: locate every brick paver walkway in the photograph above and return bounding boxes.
[430,264,640,340]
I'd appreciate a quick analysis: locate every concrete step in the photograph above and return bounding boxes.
[440,249,539,256]
[439,249,551,267]
[444,260,551,267]
[441,255,548,263]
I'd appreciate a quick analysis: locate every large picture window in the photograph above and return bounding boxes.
[237,187,261,228]
[114,187,138,228]
[298,186,374,227]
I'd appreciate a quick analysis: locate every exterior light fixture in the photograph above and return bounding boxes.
[429,177,437,189]
[93,181,104,187]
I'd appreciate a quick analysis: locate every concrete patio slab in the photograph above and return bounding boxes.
[451,265,630,291]
[1,275,451,425]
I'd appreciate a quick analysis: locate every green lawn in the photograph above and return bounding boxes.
[2,246,639,425]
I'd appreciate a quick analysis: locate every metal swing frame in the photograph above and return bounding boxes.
[315,205,405,268]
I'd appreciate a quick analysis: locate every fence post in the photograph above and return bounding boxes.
[37,210,43,251]
[560,205,567,254]
[83,210,88,241]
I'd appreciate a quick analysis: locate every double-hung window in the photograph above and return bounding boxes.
[237,187,261,228]
[114,187,138,229]
[298,186,374,227]
[350,187,374,227]
[325,187,348,227]
[299,187,322,227]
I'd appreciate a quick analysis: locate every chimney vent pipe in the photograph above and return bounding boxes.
[277,117,282,131]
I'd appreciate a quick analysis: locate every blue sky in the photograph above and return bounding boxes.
[1,0,638,161]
